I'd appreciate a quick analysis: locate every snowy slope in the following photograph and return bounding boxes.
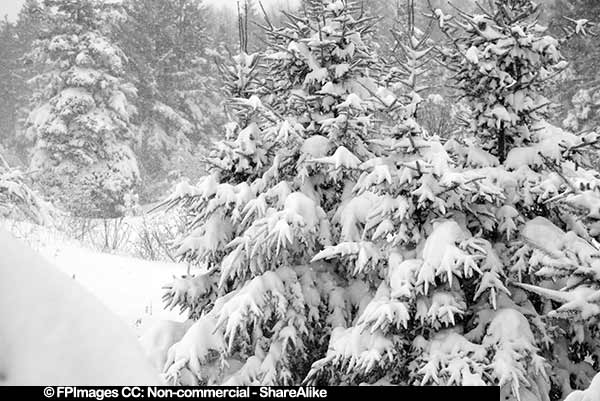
[42,242,188,329]
[565,373,600,401]
[3,219,187,330]
[0,228,162,385]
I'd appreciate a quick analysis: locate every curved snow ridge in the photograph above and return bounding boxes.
[565,373,600,401]
[0,228,161,385]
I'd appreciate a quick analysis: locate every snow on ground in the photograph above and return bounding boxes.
[0,227,162,384]
[2,219,188,334]
[47,243,188,331]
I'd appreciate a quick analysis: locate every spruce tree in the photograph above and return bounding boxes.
[120,0,223,195]
[26,0,139,218]
[152,1,600,398]
[0,19,22,147]
[3,0,48,162]
[408,0,600,398]
[156,0,397,385]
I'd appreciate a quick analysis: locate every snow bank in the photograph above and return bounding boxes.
[0,228,161,385]
[565,373,600,401]
[4,219,188,328]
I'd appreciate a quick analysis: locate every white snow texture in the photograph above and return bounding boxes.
[0,228,160,385]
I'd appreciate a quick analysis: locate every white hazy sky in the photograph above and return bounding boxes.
[0,0,296,21]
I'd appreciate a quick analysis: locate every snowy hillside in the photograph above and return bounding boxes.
[0,228,162,384]
[50,243,188,329]
[3,219,188,330]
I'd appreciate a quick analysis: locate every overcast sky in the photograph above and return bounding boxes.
[0,0,297,21]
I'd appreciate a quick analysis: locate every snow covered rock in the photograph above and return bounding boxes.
[139,319,194,373]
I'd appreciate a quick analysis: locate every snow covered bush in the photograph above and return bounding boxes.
[132,208,187,262]
[149,0,600,398]
[0,153,49,224]
[48,207,186,261]
[26,0,140,218]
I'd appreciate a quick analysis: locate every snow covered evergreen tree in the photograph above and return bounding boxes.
[3,0,47,161]
[120,0,223,197]
[155,0,396,385]
[152,0,600,398]
[26,0,139,218]
[0,19,23,147]
[401,0,600,398]
[208,51,272,184]
[0,0,47,161]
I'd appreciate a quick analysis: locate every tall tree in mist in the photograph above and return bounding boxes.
[0,0,46,161]
[120,0,224,198]
[0,19,21,148]
[27,0,139,217]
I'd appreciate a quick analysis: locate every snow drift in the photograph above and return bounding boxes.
[0,228,160,385]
